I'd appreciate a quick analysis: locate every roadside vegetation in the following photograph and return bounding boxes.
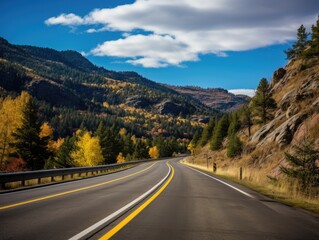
[185,17,319,213]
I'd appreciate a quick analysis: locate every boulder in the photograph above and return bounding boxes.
[270,68,286,88]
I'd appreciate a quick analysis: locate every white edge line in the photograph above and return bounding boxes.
[183,164,254,199]
[68,163,171,240]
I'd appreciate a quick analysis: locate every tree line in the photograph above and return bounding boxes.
[188,76,276,158]
[0,92,187,171]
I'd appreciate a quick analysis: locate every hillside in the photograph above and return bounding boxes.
[185,55,319,211]
[166,85,249,111]
[0,36,221,140]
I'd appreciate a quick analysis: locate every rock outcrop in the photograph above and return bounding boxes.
[251,58,319,148]
[27,80,84,109]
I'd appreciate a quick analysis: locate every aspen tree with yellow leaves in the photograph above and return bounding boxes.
[71,130,104,167]
[149,146,159,159]
[0,92,31,169]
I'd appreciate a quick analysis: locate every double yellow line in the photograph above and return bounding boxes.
[99,162,175,240]
[0,162,158,211]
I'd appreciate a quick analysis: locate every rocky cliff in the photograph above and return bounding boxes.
[165,85,249,112]
[187,57,319,179]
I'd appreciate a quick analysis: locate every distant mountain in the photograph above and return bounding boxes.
[165,85,249,112]
[0,36,219,140]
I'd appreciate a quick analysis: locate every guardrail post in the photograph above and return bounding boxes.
[51,176,54,182]
[1,183,5,190]
[213,163,217,173]
[240,167,243,180]
[38,178,41,184]
[22,180,26,186]
[62,175,65,181]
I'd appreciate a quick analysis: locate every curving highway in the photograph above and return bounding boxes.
[1,157,318,240]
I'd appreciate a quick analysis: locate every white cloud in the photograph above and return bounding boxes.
[45,13,84,26]
[91,34,198,67]
[228,89,256,97]
[45,0,319,67]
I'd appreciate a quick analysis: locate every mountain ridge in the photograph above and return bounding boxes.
[165,85,249,112]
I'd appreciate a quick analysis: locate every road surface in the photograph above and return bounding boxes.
[1,157,318,240]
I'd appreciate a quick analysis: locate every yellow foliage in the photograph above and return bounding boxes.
[103,102,110,108]
[116,152,126,163]
[0,92,31,167]
[119,128,127,137]
[149,146,160,159]
[71,131,104,167]
[187,143,195,155]
[40,122,53,139]
[131,135,137,144]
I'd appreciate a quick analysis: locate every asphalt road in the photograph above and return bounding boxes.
[1,158,318,240]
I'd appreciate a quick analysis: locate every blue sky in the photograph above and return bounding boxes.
[1,0,318,95]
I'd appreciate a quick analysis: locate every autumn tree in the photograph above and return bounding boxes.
[149,146,159,159]
[116,152,125,163]
[285,25,309,60]
[71,130,104,167]
[11,98,51,170]
[0,92,30,169]
[251,78,276,125]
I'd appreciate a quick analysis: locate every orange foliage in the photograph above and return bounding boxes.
[149,146,159,159]
[2,157,27,172]
[116,152,126,163]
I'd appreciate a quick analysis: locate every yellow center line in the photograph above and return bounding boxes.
[99,162,175,240]
[0,162,158,211]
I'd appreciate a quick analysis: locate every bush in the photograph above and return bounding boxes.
[227,135,242,158]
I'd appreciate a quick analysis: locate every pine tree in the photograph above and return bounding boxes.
[190,131,201,147]
[227,134,242,158]
[280,137,319,195]
[210,115,229,150]
[306,16,319,57]
[56,136,75,168]
[240,104,253,136]
[285,24,309,60]
[11,99,51,170]
[198,119,215,147]
[252,78,277,125]
[227,113,240,136]
[95,123,121,164]
[133,139,149,160]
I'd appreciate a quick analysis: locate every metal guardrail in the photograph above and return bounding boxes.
[0,159,152,189]
[0,155,187,190]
